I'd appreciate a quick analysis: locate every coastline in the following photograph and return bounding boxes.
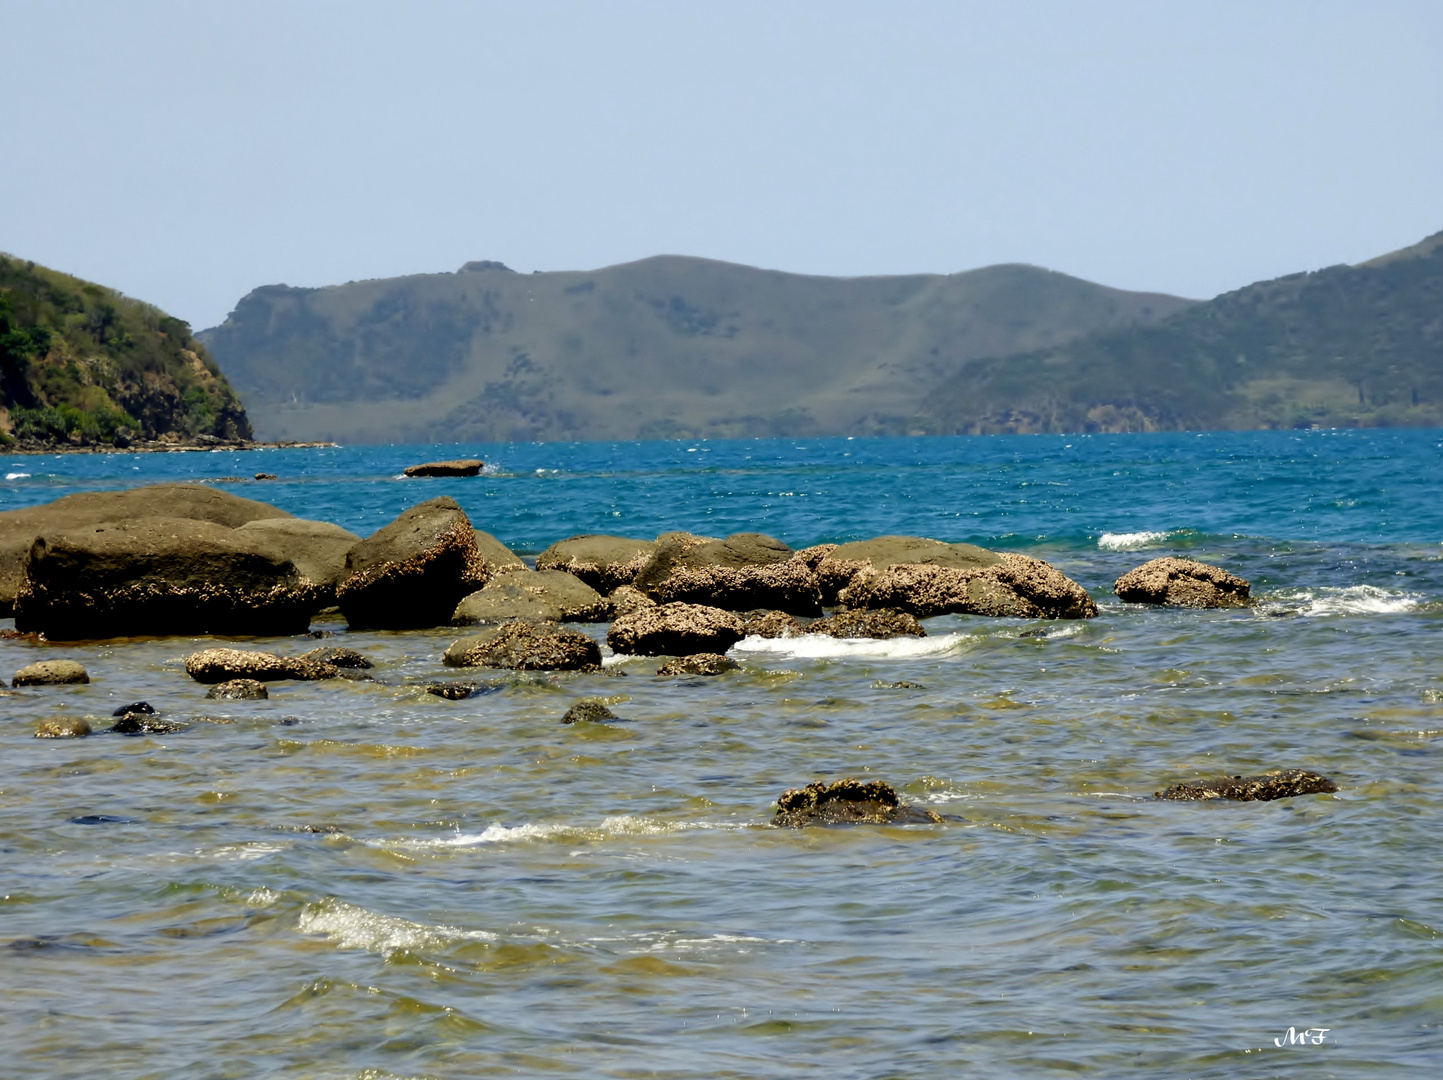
[2,438,338,455]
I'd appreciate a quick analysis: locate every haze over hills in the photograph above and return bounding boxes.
[919,229,1443,434]
[199,258,1193,443]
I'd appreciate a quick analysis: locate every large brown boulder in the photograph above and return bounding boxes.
[452,569,610,625]
[336,498,488,629]
[816,536,1002,604]
[839,553,1097,620]
[443,621,602,671]
[404,459,483,477]
[633,532,821,616]
[607,602,746,656]
[12,659,90,686]
[774,779,942,827]
[472,530,525,577]
[535,535,658,593]
[0,483,290,615]
[1115,558,1251,609]
[184,648,339,683]
[233,518,360,602]
[14,518,322,640]
[1154,769,1337,802]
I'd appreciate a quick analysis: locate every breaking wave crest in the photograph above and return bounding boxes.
[731,632,973,660]
[297,897,497,956]
[1258,585,1423,618]
[1097,530,1171,551]
[371,815,741,852]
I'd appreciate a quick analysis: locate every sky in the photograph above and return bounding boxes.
[2,0,1440,331]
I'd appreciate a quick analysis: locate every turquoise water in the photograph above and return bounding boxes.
[3,430,1442,1078]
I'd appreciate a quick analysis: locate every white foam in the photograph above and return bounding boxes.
[297,898,495,956]
[374,814,738,852]
[731,632,972,660]
[1260,585,1422,618]
[5,472,31,480]
[1097,530,1169,551]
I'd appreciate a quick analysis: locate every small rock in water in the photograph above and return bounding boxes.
[206,679,269,700]
[254,472,277,480]
[184,648,338,683]
[12,660,90,687]
[1115,557,1251,609]
[35,716,92,739]
[110,714,189,735]
[562,699,618,724]
[299,646,373,669]
[775,778,942,827]
[1018,628,1048,638]
[444,620,602,671]
[425,681,481,700]
[743,610,802,638]
[656,653,739,676]
[607,602,746,656]
[809,608,925,639]
[874,680,925,689]
[111,701,155,717]
[1154,769,1338,802]
[403,459,484,477]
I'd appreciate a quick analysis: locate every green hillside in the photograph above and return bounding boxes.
[919,230,1443,434]
[0,254,252,448]
[199,256,1192,443]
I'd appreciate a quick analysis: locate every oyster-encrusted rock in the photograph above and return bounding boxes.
[298,646,373,669]
[184,648,339,684]
[443,620,602,671]
[561,699,618,724]
[808,608,925,639]
[743,610,802,638]
[452,569,610,625]
[607,584,657,617]
[1115,557,1251,609]
[536,535,659,593]
[336,498,489,629]
[34,716,92,738]
[816,536,1003,604]
[839,553,1097,620]
[656,653,739,676]
[12,659,90,686]
[403,459,484,477]
[111,714,189,735]
[206,678,269,700]
[232,517,361,603]
[606,602,746,656]
[774,778,942,827]
[632,532,821,615]
[1154,769,1337,802]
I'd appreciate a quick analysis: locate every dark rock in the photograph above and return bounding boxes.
[184,648,338,683]
[335,498,489,629]
[14,517,323,639]
[12,660,89,686]
[809,608,925,639]
[403,459,484,477]
[233,518,361,601]
[561,699,618,724]
[1,483,292,617]
[743,609,802,638]
[110,714,188,735]
[1115,558,1252,609]
[444,620,602,671]
[655,653,739,676]
[875,680,925,689]
[816,535,1003,603]
[633,531,821,615]
[839,553,1097,620]
[452,569,610,625]
[536,535,659,593]
[254,473,277,480]
[1154,769,1338,802]
[774,778,942,827]
[206,679,269,700]
[34,716,92,738]
[111,701,155,716]
[424,681,481,700]
[299,646,373,669]
[607,602,746,656]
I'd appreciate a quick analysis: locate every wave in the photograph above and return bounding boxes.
[371,814,742,852]
[1257,585,1423,618]
[297,897,496,956]
[1097,530,1172,551]
[731,632,973,660]
[4,472,31,480]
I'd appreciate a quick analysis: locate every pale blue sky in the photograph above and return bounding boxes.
[3,0,1440,329]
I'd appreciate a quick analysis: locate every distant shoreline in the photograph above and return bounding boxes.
[2,439,338,456]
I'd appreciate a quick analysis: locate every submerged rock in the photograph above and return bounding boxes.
[808,608,925,639]
[774,778,942,827]
[335,497,489,630]
[424,681,482,700]
[656,653,739,676]
[34,716,92,739]
[444,620,602,671]
[206,679,269,700]
[111,701,155,716]
[298,646,373,669]
[452,569,611,625]
[1115,558,1252,609]
[12,660,90,686]
[607,602,746,656]
[1154,770,1338,802]
[184,648,338,684]
[111,714,189,735]
[403,459,484,477]
[561,699,618,724]
[536,535,659,594]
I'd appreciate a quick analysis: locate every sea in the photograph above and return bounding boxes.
[2,428,1441,1079]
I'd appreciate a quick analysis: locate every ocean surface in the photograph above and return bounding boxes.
[2,429,1441,1079]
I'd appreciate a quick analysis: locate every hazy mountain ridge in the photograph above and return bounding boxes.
[200,256,1193,443]
[920,230,1443,433]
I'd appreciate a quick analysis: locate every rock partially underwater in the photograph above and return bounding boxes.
[444,620,602,671]
[1154,770,1338,802]
[1115,558,1251,609]
[607,602,746,656]
[774,779,942,827]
